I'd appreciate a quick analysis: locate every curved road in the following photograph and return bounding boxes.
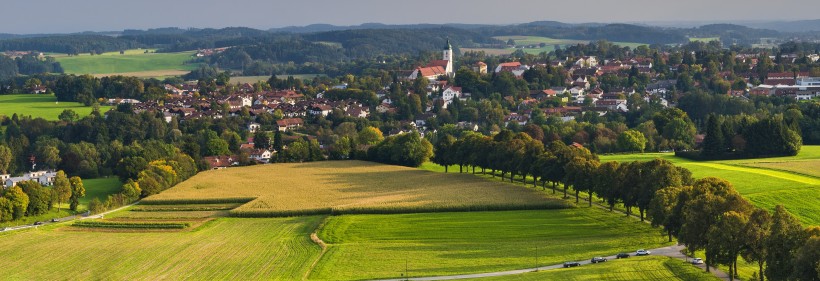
[372,245,730,281]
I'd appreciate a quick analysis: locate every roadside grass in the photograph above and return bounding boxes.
[0,94,112,121]
[463,256,719,281]
[0,216,323,280]
[599,146,820,226]
[310,208,673,280]
[147,161,566,216]
[55,49,197,75]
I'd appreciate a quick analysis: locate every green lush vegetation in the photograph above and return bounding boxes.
[462,36,647,56]
[55,49,197,75]
[600,146,820,226]
[310,209,672,280]
[72,220,192,229]
[465,256,719,281]
[80,177,123,205]
[0,94,111,121]
[689,37,720,42]
[0,217,323,280]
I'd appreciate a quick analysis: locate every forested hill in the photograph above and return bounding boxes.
[0,35,141,54]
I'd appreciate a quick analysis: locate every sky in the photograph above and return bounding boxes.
[2,0,820,34]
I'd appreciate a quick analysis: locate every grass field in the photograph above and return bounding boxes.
[689,37,720,42]
[310,208,672,280]
[0,217,323,280]
[55,49,198,76]
[600,146,820,226]
[0,94,112,121]
[465,256,719,281]
[145,161,566,216]
[463,36,648,56]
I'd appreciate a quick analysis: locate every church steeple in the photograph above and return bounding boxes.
[444,38,451,50]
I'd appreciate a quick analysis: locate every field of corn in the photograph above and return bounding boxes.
[146,161,567,216]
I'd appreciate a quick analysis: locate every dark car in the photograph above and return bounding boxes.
[616,253,630,259]
[591,257,608,263]
[33,221,44,225]
[563,261,581,268]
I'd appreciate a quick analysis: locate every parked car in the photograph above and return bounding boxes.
[33,221,44,225]
[691,258,704,264]
[50,218,59,222]
[636,249,651,256]
[616,253,630,259]
[591,257,608,263]
[563,261,581,268]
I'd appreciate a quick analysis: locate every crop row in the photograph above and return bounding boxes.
[72,220,192,229]
[139,197,255,205]
[230,201,570,218]
[131,206,236,212]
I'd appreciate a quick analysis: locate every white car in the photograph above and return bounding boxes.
[691,258,703,264]
[636,249,651,256]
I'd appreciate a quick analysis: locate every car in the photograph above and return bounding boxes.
[563,261,581,268]
[50,218,60,222]
[691,258,704,264]
[591,257,607,263]
[33,221,44,226]
[636,249,651,256]
[616,253,630,259]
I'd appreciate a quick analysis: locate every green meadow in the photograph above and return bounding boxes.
[463,36,648,56]
[0,94,112,121]
[600,146,820,226]
[55,49,197,76]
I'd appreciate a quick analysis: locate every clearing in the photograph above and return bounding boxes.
[463,36,647,56]
[0,94,112,121]
[54,49,198,76]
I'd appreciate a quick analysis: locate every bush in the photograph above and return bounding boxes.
[88,198,106,214]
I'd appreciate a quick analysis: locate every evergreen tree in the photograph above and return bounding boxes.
[702,114,724,157]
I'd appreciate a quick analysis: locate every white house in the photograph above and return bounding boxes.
[3,171,57,188]
[441,86,463,107]
[248,122,261,133]
[249,149,273,163]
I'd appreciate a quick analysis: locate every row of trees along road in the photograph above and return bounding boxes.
[432,129,820,281]
[0,171,84,222]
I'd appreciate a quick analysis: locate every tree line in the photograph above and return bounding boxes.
[0,171,84,222]
[430,129,819,281]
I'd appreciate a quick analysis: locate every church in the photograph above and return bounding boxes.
[409,39,454,81]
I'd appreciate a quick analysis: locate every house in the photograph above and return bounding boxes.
[30,85,48,94]
[442,86,462,106]
[276,118,304,132]
[203,155,238,170]
[594,99,629,112]
[3,171,57,188]
[248,149,273,163]
[248,122,261,133]
[569,86,585,98]
[472,61,488,74]
[764,72,809,86]
[308,104,333,116]
[574,56,598,67]
[504,113,529,126]
[409,39,455,80]
[495,62,530,78]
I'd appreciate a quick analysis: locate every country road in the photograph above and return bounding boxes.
[0,202,138,233]
[373,244,730,281]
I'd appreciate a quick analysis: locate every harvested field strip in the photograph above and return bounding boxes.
[140,197,255,205]
[131,204,240,212]
[72,220,192,229]
[740,160,820,178]
[230,201,570,218]
[113,211,226,219]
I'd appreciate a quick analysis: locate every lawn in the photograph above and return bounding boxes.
[0,94,112,121]
[55,49,198,76]
[0,216,323,280]
[309,208,673,280]
[599,146,820,226]
[464,256,719,281]
[81,177,123,205]
[689,37,720,42]
[145,161,567,216]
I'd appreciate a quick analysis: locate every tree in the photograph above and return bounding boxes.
[707,211,748,281]
[69,176,85,211]
[88,198,105,214]
[702,114,724,157]
[792,235,820,281]
[121,179,141,202]
[53,171,71,213]
[741,208,772,281]
[766,205,806,281]
[617,129,647,152]
[358,126,384,145]
[594,161,623,211]
[648,185,686,242]
[18,181,51,216]
[3,186,29,220]
[0,197,13,222]
[432,134,457,173]
[205,138,230,156]
[0,145,11,174]
[58,109,80,122]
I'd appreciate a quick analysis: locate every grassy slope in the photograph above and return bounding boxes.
[0,94,112,121]
[81,177,122,205]
[55,49,197,75]
[0,217,323,280]
[466,36,647,56]
[310,208,672,280]
[599,146,820,226]
[465,256,719,281]
[147,161,562,214]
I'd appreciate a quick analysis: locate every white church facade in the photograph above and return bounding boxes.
[409,39,455,81]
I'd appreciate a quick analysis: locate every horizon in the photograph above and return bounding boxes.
[2,0,820,34]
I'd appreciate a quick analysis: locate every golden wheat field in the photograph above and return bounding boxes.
[145,161,564,215]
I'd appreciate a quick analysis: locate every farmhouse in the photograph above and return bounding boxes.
[203,156,238,170]
[3,171,57,188]
[276,118,304,132]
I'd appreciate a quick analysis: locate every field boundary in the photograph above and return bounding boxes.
[305,216,330,280]
[731,162,820,180]
[229,202,571,218]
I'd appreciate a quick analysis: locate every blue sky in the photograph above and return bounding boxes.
[2,0,819,34]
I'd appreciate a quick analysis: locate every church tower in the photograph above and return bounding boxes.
[443,39,453,77]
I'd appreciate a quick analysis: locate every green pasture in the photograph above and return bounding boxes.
[310,208,672,280]
[689,37,720,42]
[0,94,111,121]
[55,49,197,75]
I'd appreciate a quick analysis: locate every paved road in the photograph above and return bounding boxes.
[0,202,138,233]
[373,245,730,281]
